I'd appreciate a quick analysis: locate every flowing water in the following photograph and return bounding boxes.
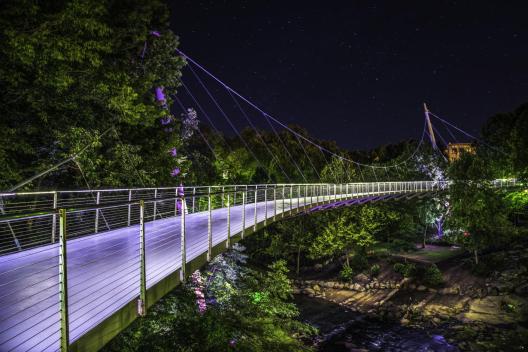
[295,295,459,352]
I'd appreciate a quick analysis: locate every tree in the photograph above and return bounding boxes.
[446,153,512,264]
[308,208,377,265]
[0,0,185,190]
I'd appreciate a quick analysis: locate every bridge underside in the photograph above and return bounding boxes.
[0,189,435,352]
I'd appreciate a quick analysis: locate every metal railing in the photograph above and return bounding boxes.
[0,179,519,351]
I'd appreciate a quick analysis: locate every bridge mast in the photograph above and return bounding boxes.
[423,102,438,150]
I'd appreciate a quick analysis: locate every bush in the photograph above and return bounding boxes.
[340,263,354,281]
[393,263,405,275]
[423,264,443,286]
[370,264,381,277]
[350,254,368,272]
[393,262,415,278]
[390,239,416,252]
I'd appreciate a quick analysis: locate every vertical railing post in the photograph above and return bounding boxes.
[174,187,179,216]
[304,184,308,208]
[281,186,285,218]
[58,209,69,352]
[94,191,101,233]
[138,200,147,316]
[264,186,268,225]
[192,187,196,213]
[153,189,158,221]
[297,185,300,211]
[226,193,231,248]
[273,186,277,220]
[289,186,293,213]
[127,190,132,226]
[254,187,258,230]
[242,190,246,238]
[51,192,58,243]
[207,187,212,260]
[180,195,186,281]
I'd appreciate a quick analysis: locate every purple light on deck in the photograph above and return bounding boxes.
[150,31,161,37]
[155,87,166,103]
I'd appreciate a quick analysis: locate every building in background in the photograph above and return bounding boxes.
[445,143,476,162]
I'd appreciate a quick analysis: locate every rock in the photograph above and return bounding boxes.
[335,283,344,289]
[352,283,362,291]
[303,288,315,296]
[400,318,410,325]
[313,284,321,292]
[355,273,370,283]
[314,263,323,271]
[323,281,335,288]
[428,288,438,294]
[417,285,427,292]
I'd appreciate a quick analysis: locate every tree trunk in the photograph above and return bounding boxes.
[296,245,301,277]
[346,252,350,267]
[422,225,427,249]
[474,249,479,265]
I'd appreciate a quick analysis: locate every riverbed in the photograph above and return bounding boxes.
[295,295,459,352]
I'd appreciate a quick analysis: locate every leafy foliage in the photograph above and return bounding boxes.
[105,247,315,352]
[0,0,185,190]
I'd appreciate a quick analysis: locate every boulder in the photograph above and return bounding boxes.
[354,273,370,283]
[417,285,427,292]
[303,288,315,296]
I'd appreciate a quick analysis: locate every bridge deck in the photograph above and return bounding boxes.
[0,186,427,352]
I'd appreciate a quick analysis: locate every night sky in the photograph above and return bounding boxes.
[171,1,527,150]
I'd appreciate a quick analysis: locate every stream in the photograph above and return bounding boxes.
[295,295,459,352]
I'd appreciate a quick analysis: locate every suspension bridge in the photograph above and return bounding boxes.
[0,48,517,352]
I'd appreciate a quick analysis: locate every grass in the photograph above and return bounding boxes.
[396,245,464,264]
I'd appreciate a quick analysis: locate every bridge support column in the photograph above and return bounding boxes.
[59,209,70,352]
[207,187,212,260]
[138,200,147,316]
